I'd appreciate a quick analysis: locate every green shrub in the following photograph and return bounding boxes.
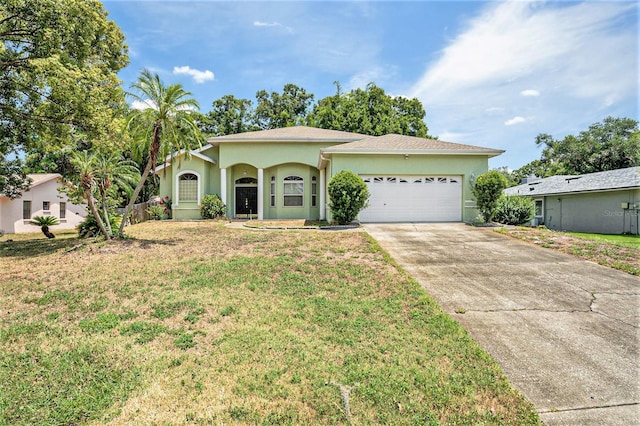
[328,170,370,225]
[494,195,535,225]
[200,194,226,219]
[472,171,508,222]
[146,204,164,220]
[78,214,120,238]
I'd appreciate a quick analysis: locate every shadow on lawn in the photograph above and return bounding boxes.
[0,235,180,259]
[0,235,83,258]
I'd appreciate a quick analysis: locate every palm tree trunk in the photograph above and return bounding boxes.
[118,156,154,236]
[100,188,113,235]
[41,226,55,239]
[119,125,160,236]
[86,189,110,239]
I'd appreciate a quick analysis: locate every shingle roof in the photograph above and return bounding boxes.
[323,133,504,156]
[208,126,366,143]
[504,167,640,196]
[0,174,61,198]
[207,126,502,157]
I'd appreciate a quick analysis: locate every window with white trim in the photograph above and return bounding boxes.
[179,173,198,202]
[43,201,50,211]
[23,200,31,220]
[283,175,303,207]
[535,199,543,217]
[270,176,276,207]
[60,202,66,219]
[311,176,317,207]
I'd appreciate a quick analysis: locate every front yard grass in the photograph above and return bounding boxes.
[1,222,540,425]
[495,227,639,275]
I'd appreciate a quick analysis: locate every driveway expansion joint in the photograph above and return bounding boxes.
[538,401,640,414]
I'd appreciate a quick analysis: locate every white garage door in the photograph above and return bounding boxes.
[359,176,462,222]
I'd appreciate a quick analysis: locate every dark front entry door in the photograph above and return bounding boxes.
[235,187,258,216]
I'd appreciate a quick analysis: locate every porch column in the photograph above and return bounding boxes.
[257,168,264,220]
[319,168,326,220]
[220,168,227,216]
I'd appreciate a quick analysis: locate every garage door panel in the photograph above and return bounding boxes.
[359,175,462,222]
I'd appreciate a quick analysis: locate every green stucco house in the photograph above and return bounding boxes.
[156,126,503,222]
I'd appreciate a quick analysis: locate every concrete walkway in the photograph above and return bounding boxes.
[364,223,639,425]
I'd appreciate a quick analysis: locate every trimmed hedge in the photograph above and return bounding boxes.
[328,170,370,225]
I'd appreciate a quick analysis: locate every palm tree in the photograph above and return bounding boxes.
[120,69,203,235]
[94,151,140,235]
[71,151,110,239]
[30,215,60,238]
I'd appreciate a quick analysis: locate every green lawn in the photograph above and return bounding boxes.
[565,232,640,249]
[0,222,540,425]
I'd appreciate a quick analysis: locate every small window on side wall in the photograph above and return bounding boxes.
[283,176,303,207]
[270,176,276,207]
[311,176,317,207]
[23,200,31,220]
[60,202,66,219]
[43,201,50,211]
[535,200,543,217]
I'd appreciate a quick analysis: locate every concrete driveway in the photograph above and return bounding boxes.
[364,223,639,425]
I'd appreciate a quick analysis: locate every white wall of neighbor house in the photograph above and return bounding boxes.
[0,179,86,234]
[543,189,640,235]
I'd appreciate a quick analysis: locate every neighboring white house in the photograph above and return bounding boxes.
[0,174,87,234]
[504,167,640,235]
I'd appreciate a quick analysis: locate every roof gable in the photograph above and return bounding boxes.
[27,174,62,189]
[504,167,640,196]
[208,126,366,144]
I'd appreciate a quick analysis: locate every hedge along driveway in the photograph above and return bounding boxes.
[364,222,639,426]
[0,221,539,425]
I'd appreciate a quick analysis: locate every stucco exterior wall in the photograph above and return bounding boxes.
[543,189,640,235]
[157,141,495,222]
[328,153,489,223]
[218,142,336,169]
[0,179,86,234]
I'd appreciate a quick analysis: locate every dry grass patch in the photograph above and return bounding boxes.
[1,221,540,425]
[495,226,639,275]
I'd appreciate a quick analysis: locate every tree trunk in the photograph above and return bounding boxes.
[118,156,153,236]
[86,189,110,239]
[119,125,160,236]
[42,226,55,239]
[100,188,113,235]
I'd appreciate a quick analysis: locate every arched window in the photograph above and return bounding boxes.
[283,175,303,207]
[178,173,198,202]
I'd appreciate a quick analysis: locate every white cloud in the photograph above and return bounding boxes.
[253,20,293,33]
[348,67,387,90]
[172,66,214,84]
[131,99,157,110]
[521,89,540,97]
[504,116,526,126]
[408,1,637,168]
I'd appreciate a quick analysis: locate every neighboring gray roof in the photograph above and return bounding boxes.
[504,167,640,196]
[207,126,366,144]
[323,133,504,157]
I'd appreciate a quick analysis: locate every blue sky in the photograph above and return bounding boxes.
[103,1,639,170]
